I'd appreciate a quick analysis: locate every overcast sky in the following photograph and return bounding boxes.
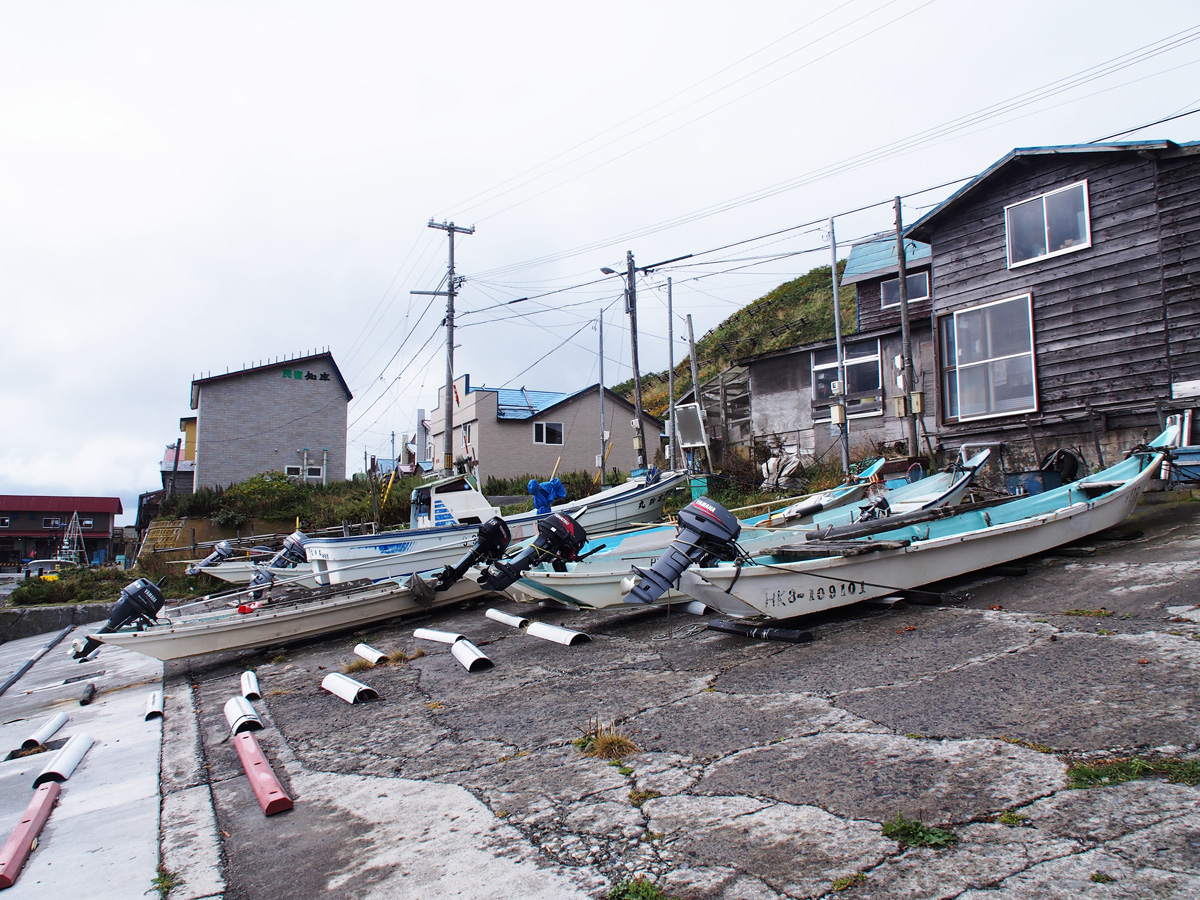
[2,1,1198,524]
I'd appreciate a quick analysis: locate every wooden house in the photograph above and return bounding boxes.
[740,236,936,463]
[906,140,1200,468]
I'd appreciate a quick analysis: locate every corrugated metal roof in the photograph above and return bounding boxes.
[491,386,570,419]
[841,234,931,285]
[0,496,123,514]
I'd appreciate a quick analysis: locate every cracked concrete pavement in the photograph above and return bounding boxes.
[164,498,1200,899]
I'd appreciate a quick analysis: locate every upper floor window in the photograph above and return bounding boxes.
[0,516,9,528]
[1006,181,1090,268]
[534,422,564,445]
[951,294,1037,421]
[42,517,62,529]
[880,271,930,307]
[812,338,883,420]
[937,315,959,422]
[80,517,94,529]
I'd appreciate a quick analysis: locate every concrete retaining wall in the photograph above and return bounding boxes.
[0,604,116,644]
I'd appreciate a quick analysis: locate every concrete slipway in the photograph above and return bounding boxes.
[1,496,1199,899]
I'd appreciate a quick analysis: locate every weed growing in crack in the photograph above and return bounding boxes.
[343,657,374,673]
[881,813,958,849]
[831,872,866,891]
[1067,756,1200,788]
[609,759,635,776]
[629,788,661,808]
[574,717,637,759]
[996,810,1031,827]
[1090,872,1116,883]
[1062,608,1113,618]
[999,735,1055,754]
[389,647,424,664]
[607,875,679,900]
[149,866,183,898]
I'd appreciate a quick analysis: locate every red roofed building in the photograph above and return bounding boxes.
[0,495,123,567]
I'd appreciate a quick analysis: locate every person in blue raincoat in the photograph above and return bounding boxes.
[527,477,566,515]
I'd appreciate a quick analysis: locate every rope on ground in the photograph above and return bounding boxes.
[651,623,708,642]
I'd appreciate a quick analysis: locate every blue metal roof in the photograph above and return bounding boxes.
[841,234,931,285]
[485,386,570,420]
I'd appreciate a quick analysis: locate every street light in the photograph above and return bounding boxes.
[601,255,648,473]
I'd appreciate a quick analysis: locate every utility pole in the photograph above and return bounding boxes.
[598,312,607,488]
[414,219,474,476]
[686,314,712,470]
[667,277,678,469]
[829,218,850,475]
[894,197,919,457]
[626,251,648,472]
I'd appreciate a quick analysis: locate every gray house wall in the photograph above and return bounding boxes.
[193,358,349,490]
[747,328,935,462]
[431,378,663,482]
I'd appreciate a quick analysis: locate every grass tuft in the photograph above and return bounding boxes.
[149,866,183,898]
[999,735,1055,754]
[881,813,958,849]
[1090,872,1116,884]
[996,810,1031,827]
[1067,755,1200,789]
[1062,608,1113,617]
[831,873,866,891]
[343,657,374,673]
[629,788,661,808]
[607,875,680,900]
[574,717,637,759]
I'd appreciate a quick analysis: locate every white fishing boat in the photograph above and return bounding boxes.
[658,432,1174,620]
[305,468,688,586]
[91,577,486,662]
[505,450,990,610]
[199,559,322,589]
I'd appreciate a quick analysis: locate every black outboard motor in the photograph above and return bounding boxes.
[185,540,234,575]
[477,512,588,592]
[625,497,741,605]
[71,578,166,660]
[421,516,513,596]
[248,531,309,597]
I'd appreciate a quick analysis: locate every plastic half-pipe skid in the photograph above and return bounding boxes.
[32,733,94,788]
[22,712,68,750]
[224,696,263,734]
[525,622,591,646]
[233,732,294,816]
[145,691,165,720]
[0,782,61,888]
[485,608,529,629]
[240,671,261,700]
[321,673,379,703]
[450,639,494,672]
[353,643,387,665]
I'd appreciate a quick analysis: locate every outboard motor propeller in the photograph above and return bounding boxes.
[624,497,741,605]
[477,512,588,592]
[185,540,234,575]
[71,578,166,660]
[248,531,309,598]
[410,517,513,605]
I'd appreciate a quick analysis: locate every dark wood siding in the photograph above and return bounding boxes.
[921,149,1200,449]
[855,264,934,333]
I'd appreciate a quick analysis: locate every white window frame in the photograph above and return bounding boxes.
[42,517,62,529]
[0,517,9,528]
[952,293,1038,422]
[811,337,883,422]
[79,517,94,529]
[880,271,930,307]
[284,465,303,477]
[305,466,323,478]
[1005,180,1091,269]
[533,421,564,445]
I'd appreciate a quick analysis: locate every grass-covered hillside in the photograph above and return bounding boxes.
[612,261,854,420]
